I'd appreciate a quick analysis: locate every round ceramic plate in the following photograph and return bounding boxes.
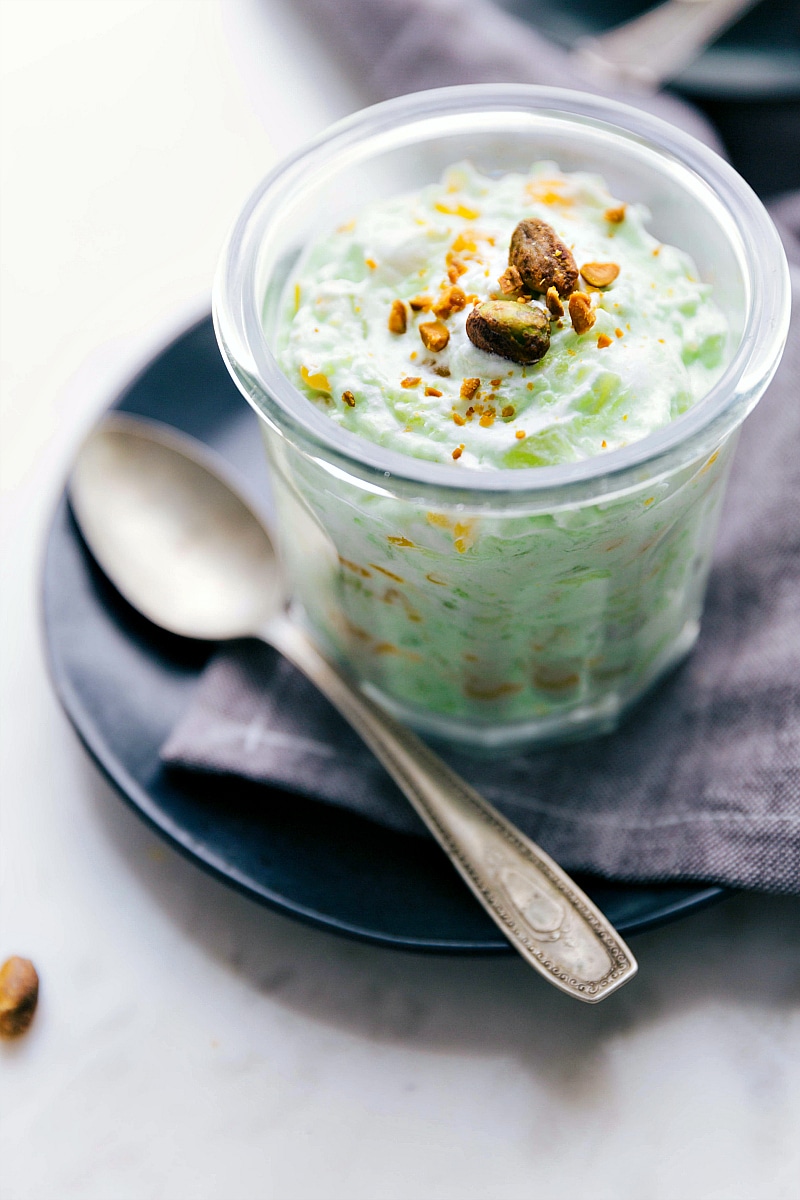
[42,315,727,951]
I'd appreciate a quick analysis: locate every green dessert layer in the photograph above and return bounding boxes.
[277,162,728,470]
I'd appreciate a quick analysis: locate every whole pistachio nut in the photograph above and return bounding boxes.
[0,956,39,1038]
[509,218,578,298]
[466,300,550,365]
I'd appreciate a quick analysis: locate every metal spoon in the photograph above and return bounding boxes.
[574,0,762,90]
[69,414,637,1003]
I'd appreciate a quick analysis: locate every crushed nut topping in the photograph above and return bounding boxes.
[342,390,356,407]
[424,386,443,397]
[0,957,38,1039]
[605,204,626,224]
[545,286,564,318]
[409,295,433,311]
[580,262,620,288]
[433,286,468,320]
[501,405,515,418]
[497,265,524,295]
[597,333,613,348]
[400,376,421,388]
[452,444,464,460]
[419,320,450,352]
[460,377,481,400]
[568,292,596,335]
[452,411,466,426]
[515,430,526,439]
[387,299,407,334]
[508,217,578,298]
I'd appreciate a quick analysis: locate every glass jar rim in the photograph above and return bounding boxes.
[214,83,790,500]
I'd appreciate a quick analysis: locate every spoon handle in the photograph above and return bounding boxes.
[264,615,637,1003]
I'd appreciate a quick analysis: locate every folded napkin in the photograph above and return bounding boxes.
[162,4,800,895]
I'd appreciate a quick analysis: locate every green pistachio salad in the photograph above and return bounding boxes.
[268,163,733,746]
[277,162,727,470]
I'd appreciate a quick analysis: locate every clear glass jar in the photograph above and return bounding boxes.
[214,85,790,751]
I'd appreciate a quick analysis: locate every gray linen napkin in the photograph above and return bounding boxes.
[162,5,800,894]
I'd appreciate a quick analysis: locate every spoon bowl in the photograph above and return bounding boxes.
[69,417,283,640]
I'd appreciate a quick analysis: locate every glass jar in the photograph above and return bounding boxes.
[214,85,790,751]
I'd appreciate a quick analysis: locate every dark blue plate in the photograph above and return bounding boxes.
[42,315,727,951]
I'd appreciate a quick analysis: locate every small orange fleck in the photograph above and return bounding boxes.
[300,365,331,393]
[605,203,626,224]
[338,556,371,578]
[615,328,624,339]
[652,246,661,257]
[341,390,356,407]
[434,201,481,220]
[365,257,377,270]
[400,376,421,389]
[545,286,564,318]
[501,405,515,419]
[370,564,405,582]
[433,286,468,320]
[388,299,407,335]
[644,497,655,507]
[387,536,415,547]
[525,181,573,208]
[515,430,526,440]
[601,440,607,448]
[409,295,433,311]
[622,414,628,421]
[419,321,450,353]
[569,291,595,335]
[464,680,523,700]
[424,386,442,398]
[658,338,665,344]
[452,411,466,426]
[698,451,720,476]
[479,409,496,427]
[597,333,613,349]
[426,512,451,529]
[460,377,480,400]
[452,445,464,460]
[426,573,448,587]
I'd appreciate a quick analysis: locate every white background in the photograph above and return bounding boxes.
[1,3,799,1197]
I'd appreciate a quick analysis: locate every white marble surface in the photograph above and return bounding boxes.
[1,3,799,1198]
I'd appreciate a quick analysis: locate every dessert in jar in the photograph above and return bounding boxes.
[271,163,729,738]
[214,87,790,749]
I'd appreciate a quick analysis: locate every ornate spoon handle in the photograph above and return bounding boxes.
[265,615,637,1003]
